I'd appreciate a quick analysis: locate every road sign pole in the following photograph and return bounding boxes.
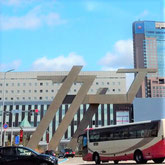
[3,130,6,146]
[3,123,8,146]
[11,114,14,146]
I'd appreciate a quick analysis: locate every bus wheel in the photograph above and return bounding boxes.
[93,153,100,165]
[134,150,147,164]
[114,160,119,164]
[153,158,164,163]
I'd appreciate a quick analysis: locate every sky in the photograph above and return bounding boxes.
[0,0,164,73]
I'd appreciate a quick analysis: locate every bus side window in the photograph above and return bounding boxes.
[94,134,100,141]
[89,133,100,142]
[151,129,157,137]
[129,125,137,138]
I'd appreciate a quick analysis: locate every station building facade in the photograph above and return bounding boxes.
[0,71,133,145]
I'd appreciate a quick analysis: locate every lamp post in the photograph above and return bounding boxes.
[1,69,15,146]
[11,94,21,146]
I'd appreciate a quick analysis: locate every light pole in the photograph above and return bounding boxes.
[1,69,15,146]
[11,94,21,146]
[10,97,15,146]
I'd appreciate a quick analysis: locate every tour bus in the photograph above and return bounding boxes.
[77,119,165,164]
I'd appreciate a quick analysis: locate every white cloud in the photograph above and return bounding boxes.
[31,53,86,71]
[1,0,22,6]
[99,39,133,70]
[0,5,66,30]
[0,60,21,71]
[84,1,100,11]
[136,10,149,20]
[1,0,38,6]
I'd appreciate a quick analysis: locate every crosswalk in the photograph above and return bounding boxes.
[59,158,68,164]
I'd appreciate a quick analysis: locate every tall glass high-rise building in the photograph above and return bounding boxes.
[133,21,165,98]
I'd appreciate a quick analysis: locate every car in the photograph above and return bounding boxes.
[0,146,58,165]
[58,148,75,158]
[44,150,56,157]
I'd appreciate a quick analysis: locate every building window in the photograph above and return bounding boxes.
[96,82,99,85]
[107,82,110,85]
[40,97,42,100]
[51,90,54,93]
[74,89,77,92]
[40,90,43,93]
[113,89,115,92]
[23,83,26,86]
[46,90,48,93]
[40,83,43,86]
[34,90,37,93]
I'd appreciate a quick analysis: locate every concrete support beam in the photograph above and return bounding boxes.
[127,71,147,102]
[48,76,96,150]
[28,67,157,150]
[68,88,108,150]
[27,66,82,150]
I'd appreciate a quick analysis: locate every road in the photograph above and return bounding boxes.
[59,157,165,165]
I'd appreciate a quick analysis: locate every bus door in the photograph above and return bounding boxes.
[77,134,88,157]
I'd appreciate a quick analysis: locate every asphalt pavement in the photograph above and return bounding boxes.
[59,157,165,165]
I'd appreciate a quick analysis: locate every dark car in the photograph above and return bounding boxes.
[0,146,58,165]
[44,150,56,157]
[58,148,75,158]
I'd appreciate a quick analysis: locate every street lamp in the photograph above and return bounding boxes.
[1,69,15,146]
[11,94,21,146]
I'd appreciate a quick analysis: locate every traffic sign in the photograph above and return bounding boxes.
[11,109,22,114]
[3,123,8,129]
[15,135,20,145]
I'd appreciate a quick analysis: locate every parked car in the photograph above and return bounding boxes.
[0,146,58,165]
[58,148,75,158]
[44,150,56,157]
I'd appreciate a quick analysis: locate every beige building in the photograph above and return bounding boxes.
[0,71,126,101]
[0,70,133,147]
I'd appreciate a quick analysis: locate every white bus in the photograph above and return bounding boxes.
[77,119,165,164]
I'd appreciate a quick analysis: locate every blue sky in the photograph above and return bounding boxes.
[0,0,164,72]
